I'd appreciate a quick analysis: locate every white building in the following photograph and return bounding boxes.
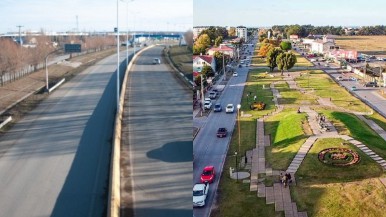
[193,55,216,73]
[236,26,247,41]
[310,40,335,54]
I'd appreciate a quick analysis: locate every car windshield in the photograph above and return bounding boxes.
[193,190,204,196]
[215,104,220,107]
[202,170,212,176]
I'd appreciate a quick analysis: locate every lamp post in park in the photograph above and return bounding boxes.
[121,0,135,67]
[237,104,241,153]
[235,151,238,182]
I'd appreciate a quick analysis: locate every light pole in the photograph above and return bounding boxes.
[235,151,238,182]
[121,0,134,67]
[237,104,241,153]
[116,0,120,112]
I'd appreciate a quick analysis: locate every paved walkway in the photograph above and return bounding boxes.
[250,72,386,216]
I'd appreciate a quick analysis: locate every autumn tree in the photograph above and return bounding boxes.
[193,34,211,55]
[201,65,215,77]
[276,52,297,75]
[214,36,223,47]
[258,43,274,57]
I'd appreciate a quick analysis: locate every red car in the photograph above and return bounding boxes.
[200,166,215,183]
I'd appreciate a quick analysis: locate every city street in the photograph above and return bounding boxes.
[193,39,256,217]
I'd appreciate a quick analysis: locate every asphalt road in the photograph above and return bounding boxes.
[193,39,257,217]
[0,49,131,217]
[121,45,192,217]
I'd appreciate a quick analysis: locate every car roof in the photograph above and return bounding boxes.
[227,104,233,106]
[193,183,206,190]
[203,166,214,171]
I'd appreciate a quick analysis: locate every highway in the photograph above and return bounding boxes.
[120,45,192,217]
[0,49,131,217]
[193,38,257,217]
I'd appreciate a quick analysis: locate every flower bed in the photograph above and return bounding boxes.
[318,148,360,166]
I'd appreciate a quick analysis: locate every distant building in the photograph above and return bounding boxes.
[236,26,247,41]
[207,45,235,58]
[193,26,209,39]
[193,55,216,73]
[289,35,299,41]
[310,40,335,54]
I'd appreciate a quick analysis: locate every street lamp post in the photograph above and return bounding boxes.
[237,104,241,153]
[116,0,120,112]
[235,151,238,182]
[121,0,134,67]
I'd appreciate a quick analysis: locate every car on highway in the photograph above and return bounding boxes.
[226,104,234,113]
[213,102,222,112]
[351,86,357,91]
[233,72,238,77]
[364,82,378,87]
[208,91,217,99]
[337,76,343,81]
[349,76,357,81]
[204,100,212,110]
[200,166,215,183]
[217,127,228,138]
[153,58,161,64]
[193,183,209,207]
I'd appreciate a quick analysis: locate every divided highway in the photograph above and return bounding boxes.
[120,45,192,217]
[0,50,130,217]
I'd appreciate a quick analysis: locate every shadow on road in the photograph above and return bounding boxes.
[147,140,192,163]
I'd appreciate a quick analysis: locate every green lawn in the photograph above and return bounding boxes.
[295,70,367,112]
[292,138,385,217]
[168,45,192,80]
[321,111,386,160]
[265,109,309,170]
[293,51,313,67]
[275,81,319,106]
[251,56,267,66]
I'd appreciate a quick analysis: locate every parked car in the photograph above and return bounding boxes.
[233,72,238,77]
[208,91,217,99]
[213,103,222,112]
[337,76,343,81]
[351,86,357,91]
[226,104,234,113]
[217,128,228,138]
[204,100,212,109]
[193,183,209,207]
[364,82,378,87]
[200,166,215,183]
[349,76,357,81]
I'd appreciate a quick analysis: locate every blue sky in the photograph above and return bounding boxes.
[194,0,386,27]
[0,0,192,33]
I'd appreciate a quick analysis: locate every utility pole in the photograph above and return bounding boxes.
[16,25,23,45]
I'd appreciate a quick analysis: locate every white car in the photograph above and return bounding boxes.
[204,100,212,109]
[225,104,234,113]
[233,72,238,77]
[193,183,209,207]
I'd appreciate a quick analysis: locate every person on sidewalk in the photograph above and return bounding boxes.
[285,173,292,185]
[281,173,288,187]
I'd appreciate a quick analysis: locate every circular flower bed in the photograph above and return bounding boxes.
[318,148,360,166]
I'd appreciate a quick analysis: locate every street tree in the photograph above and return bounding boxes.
[201,65,215,77]
[266,48,283,72]
[276,52,297,76]
[193,33,211,55]
[214,36,223,47]
[280,41,292,51]
[213,51,229,72]
[258,43,274,57]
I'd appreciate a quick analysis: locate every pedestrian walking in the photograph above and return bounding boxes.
[285,173,292,185]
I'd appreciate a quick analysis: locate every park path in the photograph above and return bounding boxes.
[249,73,386,217]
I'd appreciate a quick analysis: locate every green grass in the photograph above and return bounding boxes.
[366,112,386,131]
[168,45,192,80]
[251,56,267,66]
[275,81,319,106]
[321,111,386,160]
[293,51,313,67]
[265,109,309,169]
[295,70,367,112]
[292,138,385,217]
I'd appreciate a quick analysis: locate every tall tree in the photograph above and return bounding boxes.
[214,36,223,47]
[266,48,283,72]
[213,51,228,72]
[280,41,292,51]
[258,43,274,57]
[193,34,211,55]
[276,52,297,76]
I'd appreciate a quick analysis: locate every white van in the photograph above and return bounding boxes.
[153,58,161,64]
